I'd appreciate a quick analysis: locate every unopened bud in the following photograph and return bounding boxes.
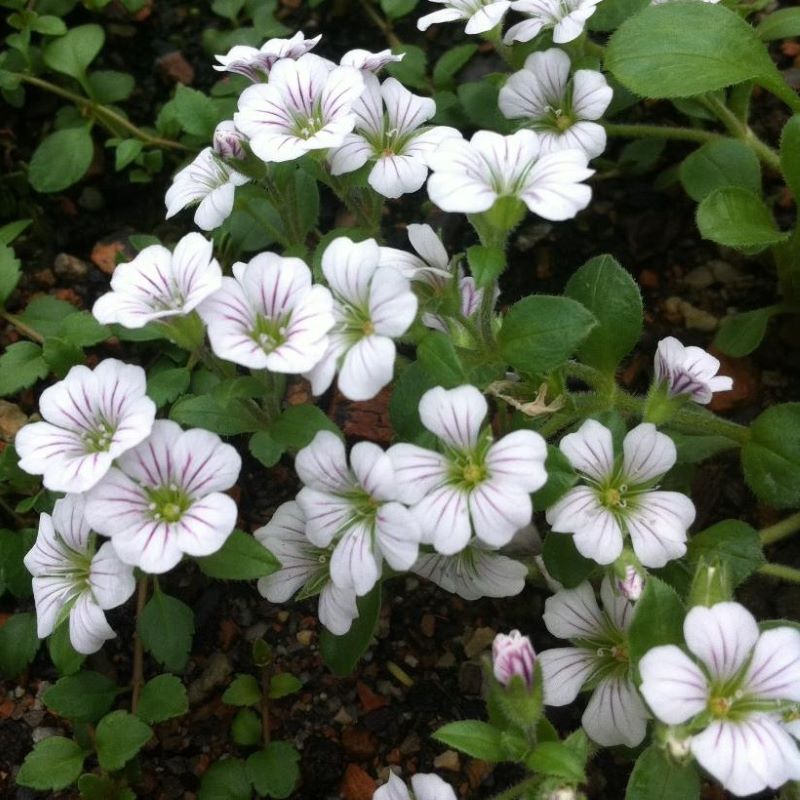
[617,565,644,601]
[213,120,246,160]
[492,630,536,689]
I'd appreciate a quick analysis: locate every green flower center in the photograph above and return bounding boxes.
[601,487,623,509]
[83,421,115,453]
[708,695,733,718]
[252,313,288,353]
[147,484,191,523]
[462,462,486,486]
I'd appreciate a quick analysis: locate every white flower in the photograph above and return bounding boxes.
[254,501,359,635]
[423,274,491,334]
[84,420,241,574]
[417,0,511,34]
[198,252,334,373]
[234,54,364,163]
[213,32,322,81]
[639,602,800,797]
[504,0,601,44]
[654,337,733,405]
[213,120,247,160]
[617,564,644,601]
[24,494,135,654]
[92,233,221,330]
[493,630,536,688]
[499,49,612,159]
[388,385,547,554]
[375,772,456,800]
[305,237,418,401]
[546,420,696,568]
[412,542,528,599]
[427,130,593,220]
[379,223,452,283]
[294,431,421,595]
[539,578,649,747]
[15,359,156,494]
[329,74,460,199]
[165,147,249,231]
[340,48,404,72]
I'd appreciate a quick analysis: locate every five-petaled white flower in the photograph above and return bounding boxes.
[654,337,733,405]
[198,252,334,373]
[340,48,404,72]
[374,773,457,800]
[499,49,613,159]
[546,420,696,568]
[412,542,529,599]
[295,431,422,595]
[639,602,800,797]
[254,501,359,635]
[234,54,364,163]
[24,494,136,654]
[92,233,222,330]
[417,0,511,34]
[84,420,241,574]
[165,147,249,231]
[329,74,460,198]
[427,130,593,220]
[504,0,602,44]
[15,359,156,494]
[388,385,548,555]
[493,630,536,688]
[539,578,649,747]
[213,32,322,81]
[305,237,418,401]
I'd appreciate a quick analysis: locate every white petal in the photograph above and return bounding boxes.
[742,627,800,702]
[110,520,185,574]
[172,429,242,495]
[600,574,635,632]
[329,134,372,176]
[330,523,382,595]
[419,384,487,452]
[50,494,91,552]
[638,644,708,725]
[195,182,236,230]
[318,582,360,635]
[375,772,411,800]
[410,773,457,800]
[369,154,428,198]
[174,493,238,558]
[417,7,464,30]
[465,0,510,32]
[412,485,471,555]
[622,423,677,484]
[546,485,600,532]
[375,502,421,571]
[408,224,449,269]
[559,419,614,481]
[571,68,613,120]
[296,487,353,547]
[499,48,571,121]
[89,542,136,610]
[543,581,604,640]
[31,576,75,638]
[485,429,548,492]
[322,237,379,305]
[350,441,395,500]
[626,491,693,568]
[520,148,593,221]
[83,468,151,537]
[539,647,597,705]
[582,674,649,747]
[338,335,396,401]
[368,267,417,337]
[69,592,116,655]
[469,550,528,598]
[386,443,449,504]
[571,507,624,565]
[468,481,532,548]
[115,419,183,488]
[295,430,352,493]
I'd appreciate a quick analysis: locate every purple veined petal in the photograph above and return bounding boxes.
[500,48,572,122]
[626,490,693,568]
[329,134,373,176]
[543,580,604,640]
[340,48,404,72]
[195,181,238,230]
[281,283,335,346]
[418,384,487,451]
[690,716,800,797]
[599,575,634,633]
[571,506,624,565]
[468,480,532,548]
[520,148,593,221]
[320,64,364,124]
[318,582,359,635]
[174,493,238,558]
[374,501,421,571]
[50,494,91,552]
[503,17,545,43]
[582,673,649,748]
[464,0,511,32]
[109,518,185,574]
[36,364,97,431]
[546,485,602,533]
[684,602,759,682]
[237,253,312,319]
[349,441,395,501]
[571,68,613,121]
[172,429,241,496]
[368,153,429,198]
[69,591,116,655]
[417,7,465,29]
[407,223,449,270]
[296,487,354,548]
[638,644,708,725]
[427,170,496,214]
[558,418,614,481]
[382,77,435,135]
[295,430,353,493]
[350,71,384,135]
[338,335,396,401]
[83,467,151,537]
[470,549,527,598]
[410,773,458,800]
[741,627,800,702]
[303,340,340,397]
[248,131,312,163]
[24,512,73,578]
[622,423,677,485]
[116,419,184,488]
[368,267,417,337]
[329,522,382,596]
[30,576,76,638]
[539,646,597,705]
[411,484,471,555]
[89,542,136,610]
[385,443,449,504]
[556,121,608,160]
[485,429,548,493]
[40,447,115,494]
[322,237,380,305]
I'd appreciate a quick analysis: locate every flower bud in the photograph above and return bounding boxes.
[492,630,536,689]
[213,120,246,160]
[617,565,644,601]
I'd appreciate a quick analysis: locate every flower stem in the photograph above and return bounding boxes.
[0,309,45,344]
[357,0,402,49]
[260,666,271,746]
[488,775,540,800]
[760,512,800,547]
[758,562,800,584]
[603,122,720,145]
[131,576,149,715]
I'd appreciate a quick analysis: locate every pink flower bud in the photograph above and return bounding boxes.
[492,630,536,689]
[213,121,246,160]
[617,565,644,601]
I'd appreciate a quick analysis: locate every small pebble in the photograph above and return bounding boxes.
[433,749,461,771]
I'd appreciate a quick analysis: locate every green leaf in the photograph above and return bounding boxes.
[246,742,300,799]
[390,361,437,441]
[669,432,737,464]
[0,611,39,677]
[386,45,427,91]
[136,674,189,723]
[174,85,219,138]
[625,746,699,800]
[147,367,191,407]
[696,187,789,252]
[380,0,417,19]
[679,139,761,202]
[466,244,505,289]
[0,218,31,245]
[115,138,144,172]
[564,254,642,373]
[688,520,764,587]
[78,773,134,800]
[433,43,478,89]
[756,8,800,41]
[249,430,283,468]
[44,671,118,722]
[498,295,597,376]
[713,307,774,357]
[742,403,800,507]
[780,115,800,199]
[60,311,110,346]
[533,446,578,509]
[433,721,506,761]
[48,622,85,676]
[29,126,94,192]
[417,331,467,387]
[0,243,21,305]
[231,708,262,747]
[43,336,84,377]
[269,404,341,450]
[223,674,262,706]
[95,710,153,772]
[606,4,779,99]
[88,70,134,103]
[16,736,85,790]
[589,0,649,32]
[268,673,302,699]
[458,80,513,133]
[16,295,76,337]
[0,527,34,598]
[138,589,194,672]
[32,14,68,35]
[320,584,381,676]
[196,530,279,580]
[43,23,104,79]
[528,741,585,782]
[627,577,685,666]
[170,394,263,435]
[199,758,252,800]
[541,532,595,589]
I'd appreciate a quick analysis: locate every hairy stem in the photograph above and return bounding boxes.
[603,122,720,145]
[131,576,149,714]
[760,512,800,547]
[357,0,402,49]
[758,562,800,584]
[488,775,540,800]
[0,309,45,344]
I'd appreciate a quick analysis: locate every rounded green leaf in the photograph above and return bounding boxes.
[29,126,94,193]
[757,8,800,41]
[136,674,189,723]
[246,742,300,799]
[780,115,800,198]
[713,307,774,357]
[44,670,118,722]
[43,24,104,79]
[606,4,778,98]
[196,530,279,580]
[589,0,649,32]
[95,710,153,772]
[0,611,39,677]
[627,577,685,666]
[16,736,85,790]
[138,589,194,672]
[680,139,761,202]
[626,746,700,800]
[320,584,381,676]
[222,674,262,707]
[199,758,251,800]
[433,720,505,761]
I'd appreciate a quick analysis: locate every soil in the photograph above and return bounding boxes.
[1,1,799,799]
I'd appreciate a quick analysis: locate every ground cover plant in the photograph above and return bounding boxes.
[2,0,800,797]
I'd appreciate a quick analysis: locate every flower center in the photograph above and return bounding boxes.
[601,487,623,508]
[362,319,375,336]
[252,314,288,353]
[611,643,629,663]
[708,695,733,718]
[147,484,191,523]
[554,112,573,131]
[462,462,486,486]
[83,421,115,453]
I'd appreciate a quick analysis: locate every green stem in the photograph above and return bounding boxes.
[131,576,149,714]
[14,73,191,151]
[488,775,540,800]
[1,309,44,344]
[563,361,616,397]
[357,0,402,48]
[603,122,720,145]
[758,563,800,583]
[583,38,606,59]
[760,512,800,546]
